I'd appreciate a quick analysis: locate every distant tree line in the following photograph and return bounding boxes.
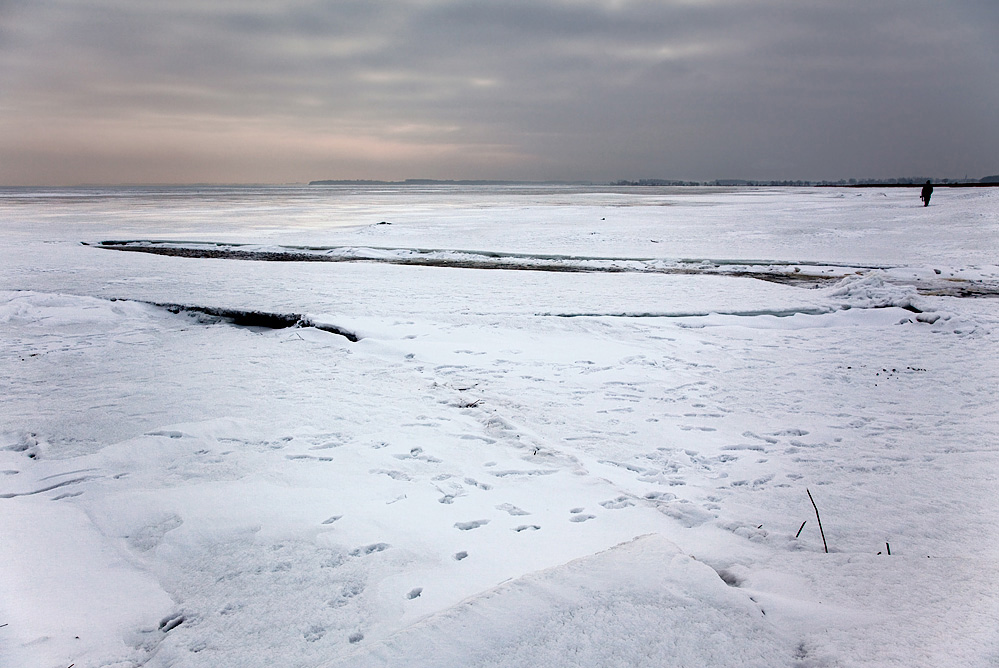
[309,176,999,188]
[611,179,704,186]
[614,179,829,186]
[614,175,999,187]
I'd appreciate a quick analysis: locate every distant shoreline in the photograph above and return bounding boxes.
[307,179,593,186]
[309,179,999,188]
[823,182,999,188]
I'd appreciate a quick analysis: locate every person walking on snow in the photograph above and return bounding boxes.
[920,180,933,206]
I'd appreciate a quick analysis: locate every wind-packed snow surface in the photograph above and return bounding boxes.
[1,185,998,667]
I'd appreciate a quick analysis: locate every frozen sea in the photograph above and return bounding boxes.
[1,184,998,667]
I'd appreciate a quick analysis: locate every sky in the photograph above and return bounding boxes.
[1,0,997,186]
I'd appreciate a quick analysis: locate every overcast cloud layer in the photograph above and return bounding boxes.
[1,0,997,185]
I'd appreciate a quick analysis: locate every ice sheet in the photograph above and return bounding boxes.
[1,185,997,668]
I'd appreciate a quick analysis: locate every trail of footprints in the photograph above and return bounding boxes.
[303,440,643,650]
[592,426,844,544]
[16,406,815,655]
[138,415,798,650]
[20,414,829,656]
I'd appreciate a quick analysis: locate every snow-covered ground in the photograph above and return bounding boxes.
[1,185,997,667]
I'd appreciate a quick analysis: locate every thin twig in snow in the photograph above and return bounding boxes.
[807,489,829,553]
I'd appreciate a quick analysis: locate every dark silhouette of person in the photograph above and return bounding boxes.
[920,180,933,207]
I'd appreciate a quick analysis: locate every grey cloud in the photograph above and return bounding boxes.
[1,0,996,184]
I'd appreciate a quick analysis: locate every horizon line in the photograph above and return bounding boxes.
[2,174,995,189]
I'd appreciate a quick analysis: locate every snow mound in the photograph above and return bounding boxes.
[332,534,787,668]
[0,496,174,668]
[0,290,158,329]
[825,272,919,310]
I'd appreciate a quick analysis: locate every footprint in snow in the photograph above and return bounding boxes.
[350,543,390,556]
[370,469,412,481]
[722,444,765,452]
[772,428,809,437]
[599,496,634,510]
[513,525,541,532]
[569,514,596,523]
[159,613,185,633]
[454,520,489,531]
[643,491,676,502]
[464,477,492,490]
[128,514,183,552]
[659,499,716,528]
[753,474,775,487]
[328,581,365,609]
[496,503,530,516]
[393,447,442,463]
